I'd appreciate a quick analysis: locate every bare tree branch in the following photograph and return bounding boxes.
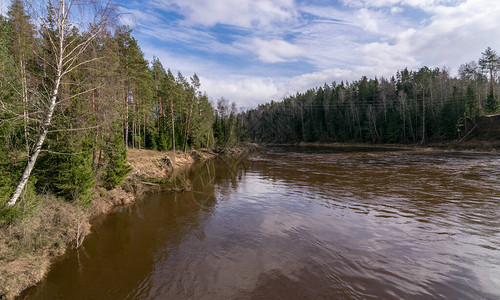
[48,122,103,133]
[8,0,117,206]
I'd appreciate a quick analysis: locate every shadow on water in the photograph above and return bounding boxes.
[21,148,500,299]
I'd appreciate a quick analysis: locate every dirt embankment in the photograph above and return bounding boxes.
[89,149,217,217]
[472,114,500,142]
[425,114,500,153]
[0,145,261,299]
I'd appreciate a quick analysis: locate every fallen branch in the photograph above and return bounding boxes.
[459,123,478,143]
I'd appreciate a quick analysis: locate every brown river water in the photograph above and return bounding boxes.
[22,147,500,299]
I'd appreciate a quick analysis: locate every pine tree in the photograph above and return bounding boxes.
[464,86,478,118]
[479,47,499,114]
[36,90,97,205]
[116,26,152,149]
[51,145,95,206]
[485,87,498,114]
[103,132,131,190]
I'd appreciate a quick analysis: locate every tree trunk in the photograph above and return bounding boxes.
[132,119,135,149]
[138,108,141,149]
[170,95,176,156]
[183,95,194,152]
[490,70,495,100]
[9,59,63,206]
[92,89,99,171]
[402,98,406,141]
[21,58,30,158]
[300,106,305,141]
[421,88,426,144]
[125,87,129,149]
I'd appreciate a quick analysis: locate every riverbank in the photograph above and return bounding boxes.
[267,140,499,154]
[0,145,260,299]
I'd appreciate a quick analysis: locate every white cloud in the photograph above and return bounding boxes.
[154,0,297,28]
[356,8,381,33]
[299,4,349,21]
[140,43,224,78]
[391,6,404,13]
[140,44,282,108]
[249,38,303,63]
[118,7,163,27]
[0,0,11,16]
[360,0,500,74]
[118,14,135,27]
[200,76,282,109]
[139,24,244,56]
[342,0,460,9]
[286,68,357,91]
[286,0,500,99]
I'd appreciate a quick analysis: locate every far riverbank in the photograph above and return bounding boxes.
[266,140,499,154]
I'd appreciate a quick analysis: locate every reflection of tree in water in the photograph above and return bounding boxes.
[165,153,254,209]
[212,153,253,194]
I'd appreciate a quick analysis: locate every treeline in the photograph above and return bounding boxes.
[0,0,241,219]
[243,48,499,144]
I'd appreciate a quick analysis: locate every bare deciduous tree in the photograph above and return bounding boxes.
[8,0,116,206]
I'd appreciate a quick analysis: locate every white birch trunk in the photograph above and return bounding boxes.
[9,59,62,206]
[8,0,114,206]
[9,0,66,206]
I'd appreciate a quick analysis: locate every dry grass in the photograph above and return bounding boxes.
[0,195,87,299]
[0,188,134,299]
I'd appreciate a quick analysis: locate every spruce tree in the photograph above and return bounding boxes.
[103,132,131,190]
[485,86,498,114]
[464,86,478,118]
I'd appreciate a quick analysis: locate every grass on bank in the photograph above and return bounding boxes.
[0,193,87,299]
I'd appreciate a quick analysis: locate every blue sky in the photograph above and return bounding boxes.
[2,1,499,109]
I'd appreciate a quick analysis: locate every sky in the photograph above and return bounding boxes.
[2,0,500,109]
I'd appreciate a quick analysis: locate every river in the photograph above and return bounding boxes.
[22,147,500,299]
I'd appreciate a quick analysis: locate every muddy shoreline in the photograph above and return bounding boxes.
[266,140,499,154]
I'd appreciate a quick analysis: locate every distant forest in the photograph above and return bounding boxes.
[0,0,243,211]
[243,48,499,144]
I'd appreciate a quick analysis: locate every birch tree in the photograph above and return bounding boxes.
[8,0,116,206]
